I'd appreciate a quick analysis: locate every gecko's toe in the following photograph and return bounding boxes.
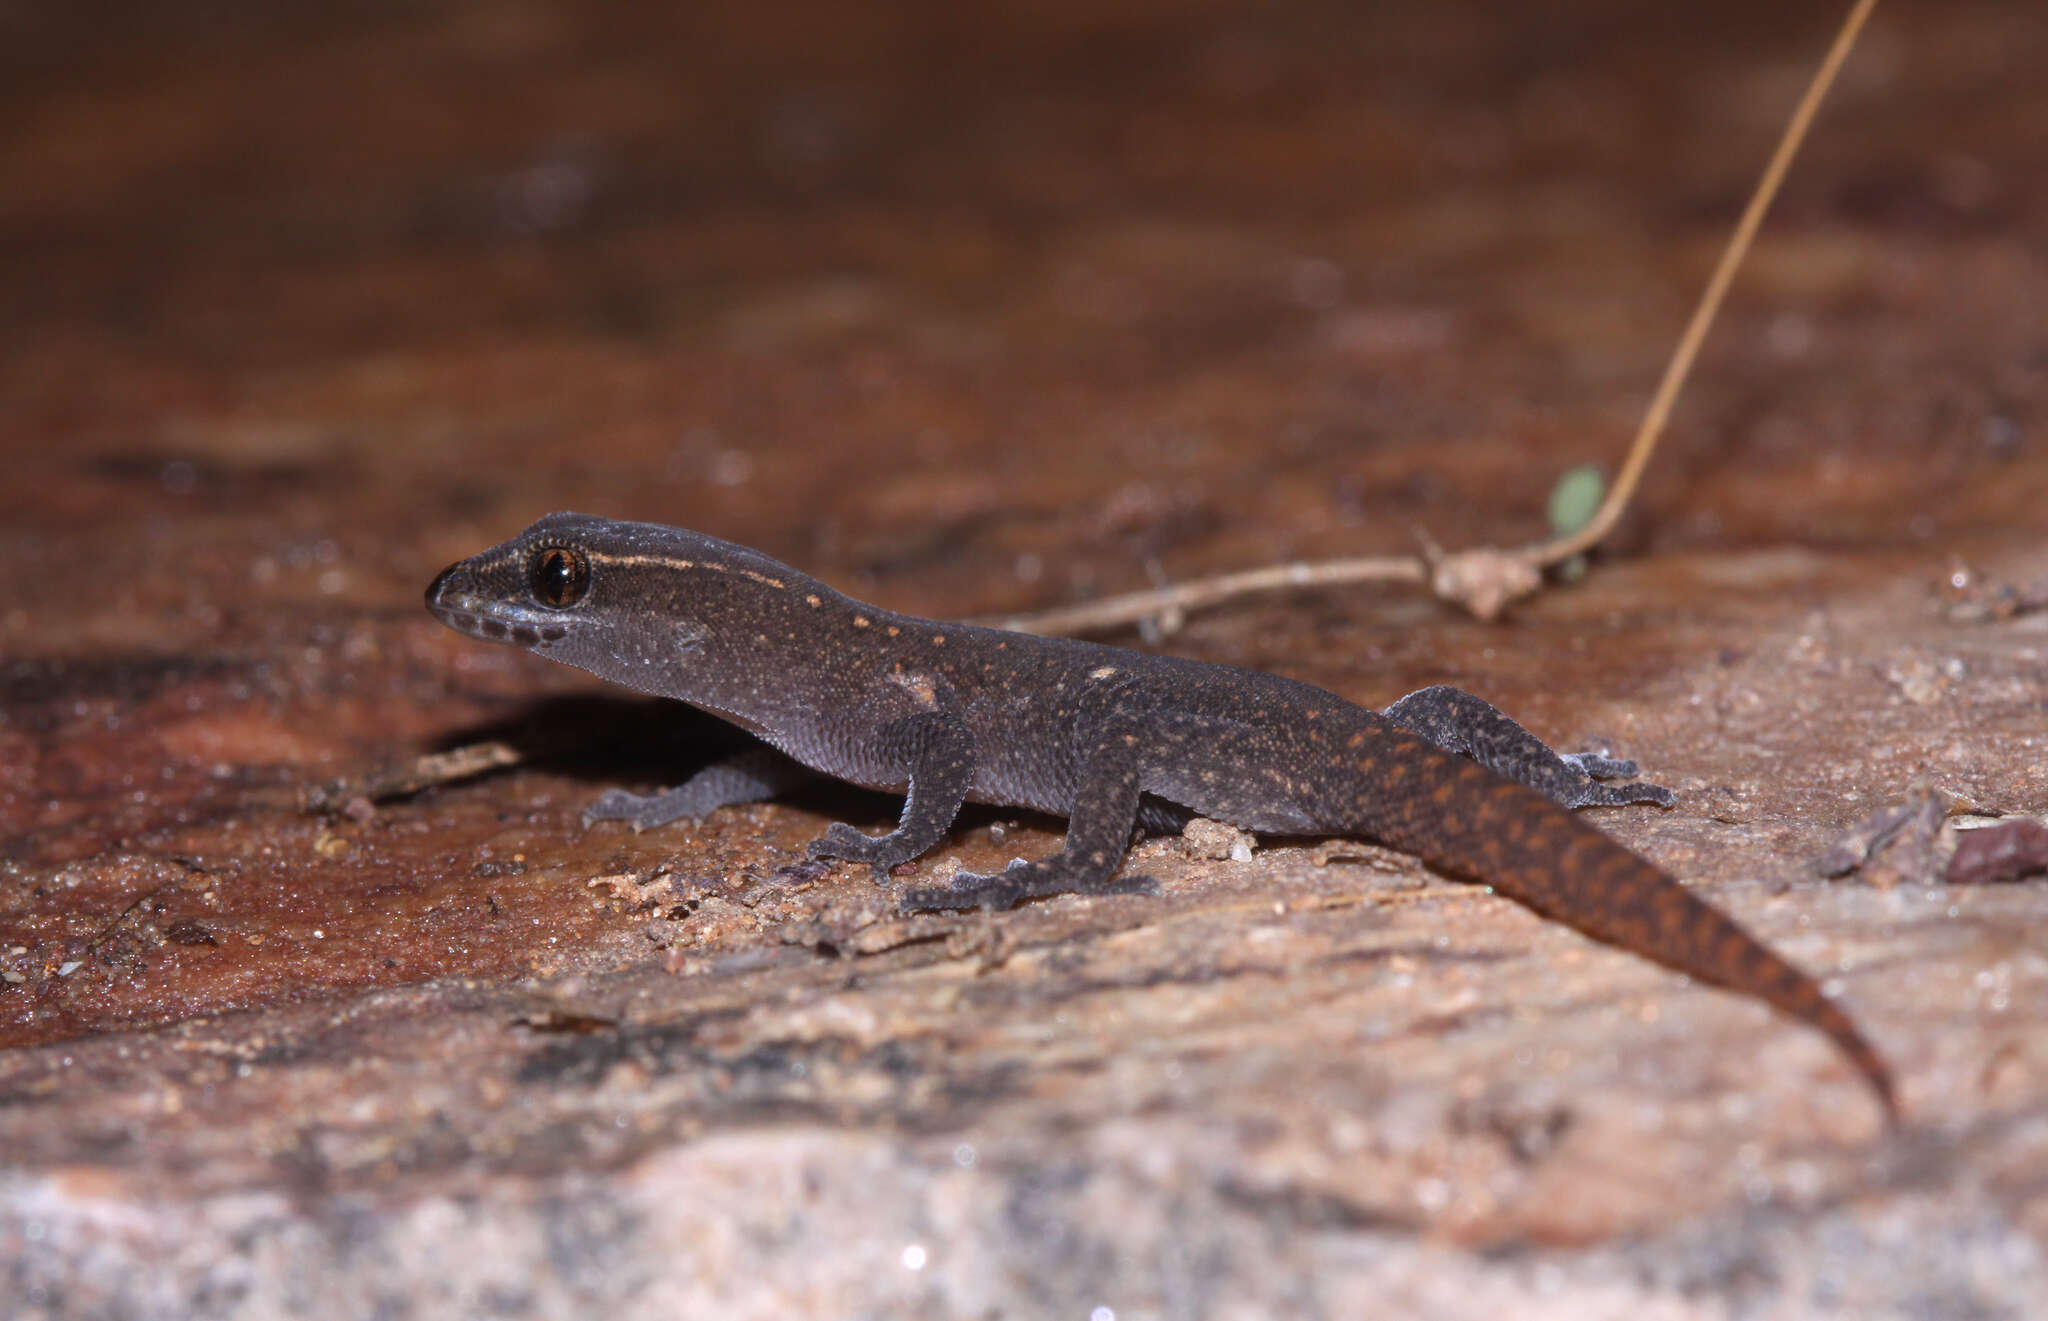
[805,823,873,862]
[580,790,634,828]
[581,788,684,832]
[1592,780,1677,809]
[900,879,979,912]
[899,867,1027,912]
[1561,752,1640,780]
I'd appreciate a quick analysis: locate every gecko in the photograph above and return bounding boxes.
[427,511,1896,1119]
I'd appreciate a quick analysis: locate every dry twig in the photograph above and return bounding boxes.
[301,740,526,813]
[995,0,1879,637]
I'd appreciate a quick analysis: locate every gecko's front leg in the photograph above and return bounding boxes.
[804,709,976,882]
[902,707,1156,911]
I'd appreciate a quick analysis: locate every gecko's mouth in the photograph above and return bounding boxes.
[425,565,569,648]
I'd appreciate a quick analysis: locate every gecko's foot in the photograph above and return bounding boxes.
[1559,751,1640,780]
[582,788,679,832]
[1555,753,1677,809]
[805,822,900,884]
[804,822,877,861]
[900,859,1031,911]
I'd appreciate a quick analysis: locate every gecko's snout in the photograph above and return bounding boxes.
[424,556,568,651]
[424,559,490,635]
[424,563,460,608]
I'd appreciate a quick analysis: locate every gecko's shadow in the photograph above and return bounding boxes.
[443,694,748,787]
[436,695,1020,835]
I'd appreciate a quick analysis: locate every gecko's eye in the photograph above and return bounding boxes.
[528,546,590,609]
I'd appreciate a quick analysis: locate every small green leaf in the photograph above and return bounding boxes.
[1547,464,1606,538]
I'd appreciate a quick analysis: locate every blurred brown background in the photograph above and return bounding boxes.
[2,1,2044,1316]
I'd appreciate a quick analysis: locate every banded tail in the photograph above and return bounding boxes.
[1364,733,1897,1121]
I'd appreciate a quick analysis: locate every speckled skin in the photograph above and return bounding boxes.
[428,512,1895,1118]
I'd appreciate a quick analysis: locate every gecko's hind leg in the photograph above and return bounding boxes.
[1383,685,1675,810]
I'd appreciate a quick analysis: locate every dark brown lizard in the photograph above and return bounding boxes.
[427,512,1897,1119]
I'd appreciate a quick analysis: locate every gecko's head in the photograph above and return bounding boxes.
[425,511,760,695]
